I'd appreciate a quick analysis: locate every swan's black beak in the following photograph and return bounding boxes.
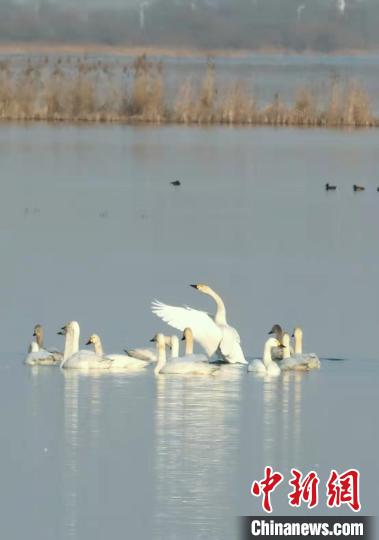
[268,330,274,335]
[32,331,37,337]
[291,333,294,338]
[279,344,286,349]
[85,340,91,345]
[150,337,156,343]
[190,284,198,289]
[181,335,185,341]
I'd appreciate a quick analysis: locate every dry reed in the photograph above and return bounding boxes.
[0,55,377,127]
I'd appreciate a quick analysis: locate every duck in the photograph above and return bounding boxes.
[151,333,219,376]
[325,183,337,191]
[58,321,112,370]
[86,334,148,370]
[248,337,283,376]
[152,284,247,364]
[291,327,320,369]
[353,184,365,192]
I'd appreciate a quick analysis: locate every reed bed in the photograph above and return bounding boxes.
[0,56,377,127]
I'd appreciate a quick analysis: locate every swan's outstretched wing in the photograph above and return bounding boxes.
[152,300,222,357]
[219,328,247,364]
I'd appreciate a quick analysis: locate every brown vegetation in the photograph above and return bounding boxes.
[0,56,377,128]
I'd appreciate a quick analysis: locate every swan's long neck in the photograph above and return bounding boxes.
[185,333,194,355]
[282,334,291,360]
[36,330,44,348]
[283,344,291,360]
[294,333,303,355]
[263,341,274,367]
[171,336,179,358]
[63,326,80,361]
[93,338,104,356]
[206,288,227,325]
[154,342,167,375]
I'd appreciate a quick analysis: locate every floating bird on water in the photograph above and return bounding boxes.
[353,184,365,192]
[325,183,337,191]
[170,180,181,187]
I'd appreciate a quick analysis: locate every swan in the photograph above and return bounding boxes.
[59,321,112,370]
[152,284,247,364]
[268,323,294,359]
[124,336,171,362]
[248,337,282,376]
[291,327,320,370]
[86,334,147,370]
[24,341,58,366]
[32,324,63,364]
[278,333,305,370]
[181,327,209,362]
[152,333,219,376]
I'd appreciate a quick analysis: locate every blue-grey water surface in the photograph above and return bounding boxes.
[0,123,378,539]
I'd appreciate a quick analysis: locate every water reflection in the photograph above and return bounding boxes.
[253,372,304,472]
[63,371,80,540]
[153,368,243,539]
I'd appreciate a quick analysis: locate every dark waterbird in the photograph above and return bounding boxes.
[325,183,337,191]
[170,180,181,187]
[353,184,365,192]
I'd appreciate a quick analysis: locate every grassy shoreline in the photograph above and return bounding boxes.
[0,55,377,128]
[0,42,378,59]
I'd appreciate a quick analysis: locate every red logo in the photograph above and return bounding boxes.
[326,469,361,512]
[288,468,320,509]
[251,466,284,513]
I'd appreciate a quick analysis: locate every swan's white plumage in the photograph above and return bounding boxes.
[247,337,281,376]
[24,342,58,366]
[60,321,112,370]
[87,334,148,370]
[63,350,112,370]
[283,327,320,371]
[125,347,157,362]
[152,285,247,364]
[152,301,222,357]
[32,324,63,363]
[154,333,218,376]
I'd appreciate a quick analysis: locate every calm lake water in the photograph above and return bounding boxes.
[0,123,378,539]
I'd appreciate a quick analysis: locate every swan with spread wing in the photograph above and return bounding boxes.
[152,284,247,364]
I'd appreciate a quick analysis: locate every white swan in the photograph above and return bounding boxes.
[248,337,282,376]
[152,284,247,364]
[59,321,112,370]
[86,334,147,370]
[268,323,294,360]
[291,327,320,370]
[125,336,171,363]
[152,333,219,376]
[32,324,63,364]
[24,341,58,366]
[181,327,208,362]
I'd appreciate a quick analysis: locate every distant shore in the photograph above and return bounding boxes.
[0,54,377,128]
[0,42,378,59]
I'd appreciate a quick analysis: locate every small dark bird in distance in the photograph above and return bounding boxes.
[353,184,365,192]
[325,183,337,191]
[170,180,181,187]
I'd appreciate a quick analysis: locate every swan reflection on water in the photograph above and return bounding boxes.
[153,367,243,539]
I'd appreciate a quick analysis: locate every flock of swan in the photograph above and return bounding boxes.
[24,284,320,376]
